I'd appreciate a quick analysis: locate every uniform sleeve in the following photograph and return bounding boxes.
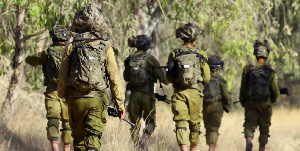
[220,79,231,105]
[25,51,47,66]
[123,57,130,82]
[149,56,169,85]
[200,51,210,84]
[239,66,249,107]
[106,46,125,111]
[57,44,73,98]
[269,72,280,103]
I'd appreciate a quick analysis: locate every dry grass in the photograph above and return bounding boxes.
[0,70,300,150]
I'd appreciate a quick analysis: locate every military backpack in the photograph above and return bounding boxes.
[45,46,64,84]
[246,65,272,101]
[67,41,108,92]
[127,53,153,87]
[170,48,207,87]
[203,75,222,102]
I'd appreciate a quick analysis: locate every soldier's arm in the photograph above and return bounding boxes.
[270,72,280,103]
[25,51,47,66]
[239,66,248,107]
[123,57,130,82]
[220,79,232,105]
[149,56,169,85]
[106,46,125,111]
[57,44,72,98]
[200,51,210,84]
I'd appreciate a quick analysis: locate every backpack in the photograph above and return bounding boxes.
[203,76,222,102]
[67,41,108,92]
[128,53,152,87]
[45,46,64,83]
[173,49,207,87]
[246,65,272,101]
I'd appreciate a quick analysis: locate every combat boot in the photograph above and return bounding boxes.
[208,144,216,151]
[50,140,59,151]
[180,145,188,151]
[259,144,265,151]
[64,143,71,151]
[245,137,253,151]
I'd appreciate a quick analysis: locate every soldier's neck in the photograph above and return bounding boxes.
[184,42,195,47]
[257,58,265,63]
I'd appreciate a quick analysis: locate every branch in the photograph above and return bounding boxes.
[22,29,46,42]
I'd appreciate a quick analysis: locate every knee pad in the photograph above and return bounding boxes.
[259,133,270,145]
[61,128,73,144]
[206,132,218,145]
[47,118,60,141]
[145,119,156,135]
[244,129,255,139]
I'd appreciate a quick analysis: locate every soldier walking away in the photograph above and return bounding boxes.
[25,25,72,151]
[57,4,125,151]
[203,55,231,151]
[123,35,169,149]
[166,23,211,151]
[240,40,280,151]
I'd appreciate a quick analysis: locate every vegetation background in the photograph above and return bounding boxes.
[0,0,299,150]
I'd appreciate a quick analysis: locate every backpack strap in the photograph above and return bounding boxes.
[174,50,208,63]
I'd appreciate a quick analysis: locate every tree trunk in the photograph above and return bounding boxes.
[1,5,25,120]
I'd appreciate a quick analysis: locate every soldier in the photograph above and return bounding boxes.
[25,25,72,151]
[123,35,169,147]
[202,55,231,151]
[57,4,125,151]
[166,23,211,151]
[240,40,280,151]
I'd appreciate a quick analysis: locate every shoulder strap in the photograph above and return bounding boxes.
[174,50,208,63]
[130,52,147,60]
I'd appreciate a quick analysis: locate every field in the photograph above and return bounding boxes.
[0,72,299,151]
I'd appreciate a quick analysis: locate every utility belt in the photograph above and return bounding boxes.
[67,86,106,98]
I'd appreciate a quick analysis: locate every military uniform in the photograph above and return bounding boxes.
[167,45,210,147]
[25,43,72,144]
[240,62,279,147]
[123,49,168,143]
[203,73,231,145]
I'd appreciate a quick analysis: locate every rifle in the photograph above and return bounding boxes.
[107,106,136,127]
[223,105,229,113]
[154,83,171,104]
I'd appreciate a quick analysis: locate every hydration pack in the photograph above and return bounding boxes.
[203,75,222,102]
[45,46,64,84]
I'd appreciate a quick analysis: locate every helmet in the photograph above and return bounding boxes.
[128,35,151,50]
[176,23,203,42]
[71,4,112,41]
[253,40,271,58]
[49,25,69,41]
[208,55,224,72]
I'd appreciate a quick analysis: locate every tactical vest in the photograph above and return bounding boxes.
[246,65,272,101]
[44,45,64,85]
[172,47,207,89]
[127,53,156,93]
[67,40,108,93]
[203,75,222,103]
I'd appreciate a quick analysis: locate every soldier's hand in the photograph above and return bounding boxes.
[118,110,125,120]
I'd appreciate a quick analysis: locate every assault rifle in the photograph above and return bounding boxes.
[223,105,230,113]
[107,107,136,127]
[154,93,171,104]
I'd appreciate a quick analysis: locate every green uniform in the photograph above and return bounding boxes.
[25,43,72,144]
[57,40,125,150]
[203,73,231,145]
[240,63,280,146]
[167,45,210,146]
[123,50,168,143]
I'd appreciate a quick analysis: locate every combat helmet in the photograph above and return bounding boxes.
[71,4,112,41]
[208,55,224,72]
[253,40,272,58]
[49,25,70,41]
[128,35,151,50]
[176,23,203,42]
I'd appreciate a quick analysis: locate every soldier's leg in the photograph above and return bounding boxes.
[258,104,272,149]
[45,91,61,151]
[68,97,88,151]
[243,102,260,151]
[60,98,72,151]
[142,93,156,135]
[128,91,142,144]
[84,96,108,150]
[172,91,190,147]
[187,89,203,150]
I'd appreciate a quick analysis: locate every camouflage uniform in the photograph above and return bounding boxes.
[203,73,231,145]
[124,36,168,143]
[167,44,210,147]
[25,43,72,144]
[240,63,279,147]
[57,5,125,151]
